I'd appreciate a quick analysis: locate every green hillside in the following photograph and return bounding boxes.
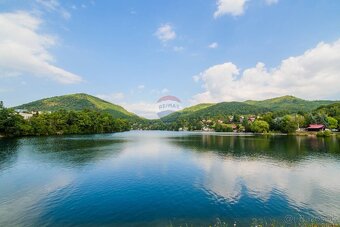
[162,102,269,122]
[315,103,340,116]
[162,96,340,123]
[192,102,269,117]
[181,103,214,112]
[15,93,139,119]
[162,103,214,121]
[244,95,338,112]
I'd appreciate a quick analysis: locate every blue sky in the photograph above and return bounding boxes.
[1,0,340,118]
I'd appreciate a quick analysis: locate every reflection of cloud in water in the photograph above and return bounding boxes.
[0,173,74,226]
[193,153,340,222]
[106,138,183,180]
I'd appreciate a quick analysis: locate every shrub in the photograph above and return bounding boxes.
[251,120,270,133]
[317,130,332,137]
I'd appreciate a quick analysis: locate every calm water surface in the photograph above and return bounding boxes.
[0,131,340,226]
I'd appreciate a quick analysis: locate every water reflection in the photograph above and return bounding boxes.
[171,134,340,161]
[0,132,340,226]
[24,135,127,167]
[0,138,20,171]
[171,134,340,223]
[0,135,127,226]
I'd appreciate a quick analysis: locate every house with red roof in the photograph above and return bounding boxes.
[307,124,325,131]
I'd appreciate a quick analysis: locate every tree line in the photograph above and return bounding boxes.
[1,100,339,136]
[0,102,130,137]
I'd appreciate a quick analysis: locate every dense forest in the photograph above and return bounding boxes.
[0,102,130,137]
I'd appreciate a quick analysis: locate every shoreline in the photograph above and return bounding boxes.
[0,130,339,139]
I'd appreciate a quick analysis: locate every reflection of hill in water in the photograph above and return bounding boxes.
[1,135,127,168]
[169,134,340,162]
[0,139,21,171]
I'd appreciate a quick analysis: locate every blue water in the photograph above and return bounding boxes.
[0,131,340,226]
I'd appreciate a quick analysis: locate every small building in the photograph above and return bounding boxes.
[307,124,325,131]
[19,112,33,120]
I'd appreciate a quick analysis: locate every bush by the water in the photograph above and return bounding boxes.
[316,130,332,137]
[214,123,234,132]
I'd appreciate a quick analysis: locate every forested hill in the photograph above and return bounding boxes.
[244,95,338,112]
[15,93,139,120]
[162,102,269,122]
[162,96,340,122]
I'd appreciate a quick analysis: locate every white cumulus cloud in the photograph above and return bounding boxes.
[192,39,340,103]
[155,24,176,42]
[214,0,247,17]
[0,11,82,84]
[214,0,278,17]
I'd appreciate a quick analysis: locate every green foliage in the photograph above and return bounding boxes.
[272,115,298,133]
[250,120,269,133]
[0,106,130,137]
[316,103,340,117]
[15,93,139,120]
[317,130,332,137]
[214,123,233,132]
[0,107,27,136]
[326,116,338,129]
[242,120,252,132]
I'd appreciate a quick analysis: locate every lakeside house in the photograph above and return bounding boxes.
[19,112,34,120]
[248,116,256,123]
[307,124,326,131]
[15,109,34,120]
[15,109,50,120]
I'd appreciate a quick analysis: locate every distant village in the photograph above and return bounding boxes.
[178,115,335,133]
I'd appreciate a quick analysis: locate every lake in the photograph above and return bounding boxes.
[0,131,340,226]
